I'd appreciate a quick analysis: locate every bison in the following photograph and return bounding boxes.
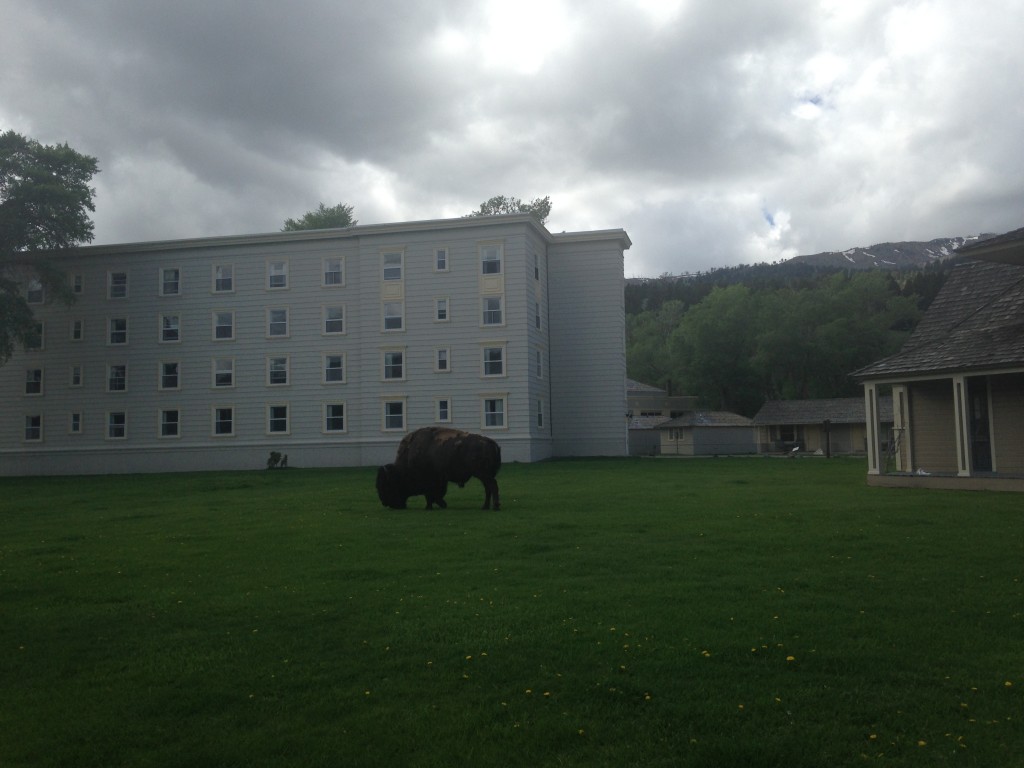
[376,427,501,510]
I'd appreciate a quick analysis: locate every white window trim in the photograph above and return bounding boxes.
[69,365,83,388]
[159,361,181,391]
[434,246,450,273]
[322,256,345,287]
[266,307,290,338]
[382,301,404,332]
[266,258,290,290]
[322,353,346,385]
[382,348,406,382]
[24,414,43,443]
[212,264,235,294]
[107,271,129,299]
[213,310,235,341]
[435,396,453,424]
[159,266,182,297]
[106,363,128,393]
[211,405,236,437]
[158,408,182,439]
[266,355,290,387]
[71,273,84,295]
[70,319,84,342]
[24,368,43,396]
[481,343,507,378]
[480,242,503,275]
[434,347,451,373]
[107,317,129,346]
[68,412,83,435]
[106,411,128,440]
[160,313,181,344]
[266,403,291,436]
[481,394,509,431]
[381,250,404,282]
[435,296,450,322]
[322,402,347,434]
[322,304,346,335]
[212,357,235,389]
[381,398,407,432]
[481,295,505,327]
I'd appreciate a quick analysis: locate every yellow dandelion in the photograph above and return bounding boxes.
[917,740,927,747]
[786,655,795,662]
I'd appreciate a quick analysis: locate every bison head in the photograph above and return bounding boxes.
[376,464,408,509]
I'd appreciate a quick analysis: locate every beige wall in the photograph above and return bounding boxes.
[909,380,958,473]
[991,373,1024,473]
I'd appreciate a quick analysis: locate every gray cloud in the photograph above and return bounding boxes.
[2,0,1022,276]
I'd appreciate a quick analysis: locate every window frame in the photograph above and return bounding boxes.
[160,313,181,343]
[159,266,181,297]
[108,317,129,345]
[25,368,43,396]
[213,310,235,341]
[69,365,83,388]
[382,399,406,432]
[323,256,345,287]
[107,271,129,299]
[480,243,503,275]
[482,295,504,326]
[436,397,452,424]
[107,363,128,392]
[381,251,404,282]
[382,302,404,332]
[70,318,84,342]
[212,357,235,389]
[160,361,181,391]
[69,412,82,435]
[434,247,449,272]
[323,353,346,384]
[266,259,289,290]
[106,411,127,440]
[26,279,44,304]
[323,402,347,434]
[323,305,346,335]
[267,307,289,338]
[213,264,234,294]
[266,355,290,387]
[159,408,181,439]
[24,414,43,442]
[382,349,405,382]
[435,297,450,322]
[435,347,451,373]
[266,403,290,435]
[212,405,235,437]
[482,396,507,430]
[482,344,506,378]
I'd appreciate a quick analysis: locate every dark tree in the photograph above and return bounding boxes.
[282,202,357,231]
[467,195,551,224]
[0,130,99,363]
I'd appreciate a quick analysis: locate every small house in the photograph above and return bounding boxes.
[752,397,893,456]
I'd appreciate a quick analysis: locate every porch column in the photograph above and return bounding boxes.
[953,375,971,476]
[864,384,881,475]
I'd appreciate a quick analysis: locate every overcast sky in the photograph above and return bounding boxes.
[3,0,1022,276]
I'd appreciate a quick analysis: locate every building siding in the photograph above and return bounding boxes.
[991,373,1024,473]
[2,216,629,475]
[908,380,958,473]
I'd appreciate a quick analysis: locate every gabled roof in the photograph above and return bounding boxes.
[627,378,666,395]
[957,226,1024,265]
[752,396,892,425]
[852,259,1024,381]
[660,411,753,429]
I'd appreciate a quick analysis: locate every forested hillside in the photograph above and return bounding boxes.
[625,259,958,416]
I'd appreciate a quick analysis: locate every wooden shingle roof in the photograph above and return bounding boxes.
[660,411,753,428]
[852,259,1024,381]
[752,397,892,426]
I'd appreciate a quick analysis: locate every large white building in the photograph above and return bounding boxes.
[1,214,631,475]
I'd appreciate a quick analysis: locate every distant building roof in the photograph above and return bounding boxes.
[660,411,753,428]
[628,415,672,431]
[957,226,1024,265]
[752,396,893,425]
[627,378,666,395]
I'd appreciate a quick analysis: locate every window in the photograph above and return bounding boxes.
[107,411,127,439]
[213,358,234,388]
[69,365,83,387]
[537,400,545,429]
[213,406,234,436]
[27,279,44,304]
[267,308,289,337]
[71,319,84,341]
[108,364,127,392]
[534,253,540,280]
[109,318,128,345]
[25,415,42,442]
[323,306,345,334]
[382,252,403,281]
[323,257,344,286]
[267,259,289,289]
[535,300,541,330]
[383,350,404,381]
[161,314,180,343]
[160,267,180,296]
[436,398,451,423]
[483,397,506,428]
[324,403,346,433]
[108,271,128,299]
[267,356,289,386]
[160,409,180,438]
[71,274,84,295]
[482,296,503,326]
[435,348,450,373]
[323,354,345,383]
[160,362,180,390]
[483,346,505,377]
[383,400,405,431]
[69,412,82,434]
[213,264,233,293]
[25,368,43,395]
[25,323,43,351]
[536,348,543,378]
[481,244,502,274]
[267,404,289,434]
[383,302,403,331]
[435,247,449,272]
[213,311,234,340]
[435,297,450,322]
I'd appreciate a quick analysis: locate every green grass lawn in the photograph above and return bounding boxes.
[1,457,1021,767]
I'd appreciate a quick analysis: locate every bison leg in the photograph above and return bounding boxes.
[481,477,500,510]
